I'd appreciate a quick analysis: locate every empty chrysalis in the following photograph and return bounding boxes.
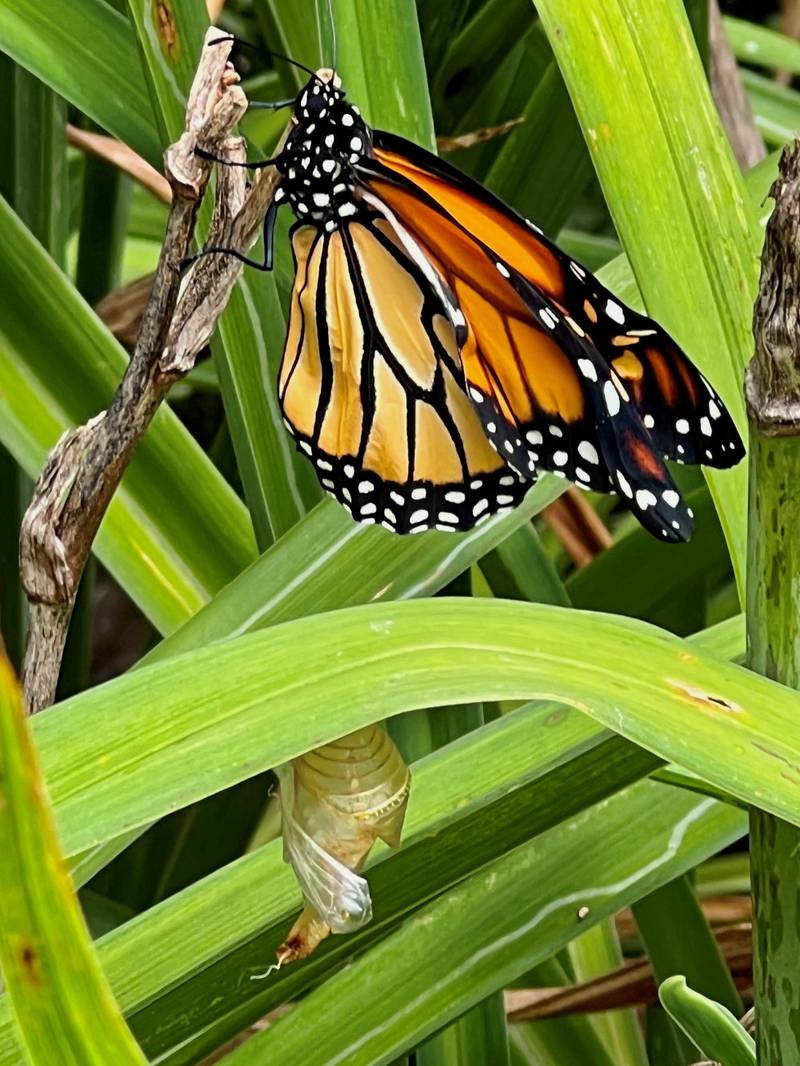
[274,725,410,965]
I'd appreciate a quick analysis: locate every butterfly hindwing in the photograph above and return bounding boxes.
[279,219,528,534]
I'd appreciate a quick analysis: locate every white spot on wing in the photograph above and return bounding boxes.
[603,380,621,416]
[578,441,599,465]
[605,299,625,324]
[578,358,597,382]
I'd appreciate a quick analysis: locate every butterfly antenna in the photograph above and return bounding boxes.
[208,35,317,79]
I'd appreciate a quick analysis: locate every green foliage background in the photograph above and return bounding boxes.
[0,1,796,1063]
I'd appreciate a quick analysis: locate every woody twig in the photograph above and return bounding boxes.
[19,29,282,712]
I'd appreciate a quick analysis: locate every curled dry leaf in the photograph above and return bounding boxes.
[436,116,524,153]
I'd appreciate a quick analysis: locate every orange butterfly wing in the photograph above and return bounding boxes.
[353,132,744,540]
[370,134,744,472]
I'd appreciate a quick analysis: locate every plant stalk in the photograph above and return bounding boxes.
[745,138,800,1064]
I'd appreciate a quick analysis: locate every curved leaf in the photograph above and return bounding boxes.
[0,0,159,166]
[660,976,756,1066]
[228,783,743,1066]
[0,195,257,632]
[29,598,800,859]
[0,698,655,1064]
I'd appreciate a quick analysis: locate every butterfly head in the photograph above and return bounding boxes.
[276,70,371,227]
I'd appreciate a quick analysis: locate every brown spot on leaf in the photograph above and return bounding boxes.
[20,942,42,986]
[668,680,742,714]
[276,935,306,967]
[154,0,180,59]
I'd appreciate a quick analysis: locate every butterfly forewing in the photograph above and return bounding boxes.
[367,133,744,471]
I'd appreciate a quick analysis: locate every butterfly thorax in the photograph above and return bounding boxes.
[275,71,371,230]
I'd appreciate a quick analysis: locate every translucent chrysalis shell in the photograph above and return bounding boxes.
[275,725,410,964]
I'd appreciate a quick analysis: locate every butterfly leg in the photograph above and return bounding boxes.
[247,98,294,111]
[194,145,283,169]
[180,198,280,273]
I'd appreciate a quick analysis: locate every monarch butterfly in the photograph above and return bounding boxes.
[200,48,745,542]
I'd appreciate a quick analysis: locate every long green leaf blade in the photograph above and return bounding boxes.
[0,196,257,632]
[535,0,761,595]
[0,655,145,1065]
[227,783,744,1066]
[146,481,563,662]
[0,0,160,165]
[27,598,799,858]
[0,699,654,1064]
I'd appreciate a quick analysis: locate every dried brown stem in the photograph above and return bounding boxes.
[67,125,172,204]
[745,140,800,432]
[709,0,766,171]
[436,117,524,153]
[541,486,612,567]
[505,924,752,1022]
[19,29,281,712]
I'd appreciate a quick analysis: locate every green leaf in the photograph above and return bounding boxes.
[659,976,756,1066]
[535,0,761,598]
[0,0,160,166]
[480,523,569,606]
[635,874,742,1016]
[433,0,533,125]
[254,0,333,88]
[0,654,145,1066]
[146,480,564,663]
[509,969,618,1066]
[724,15,800,76]
[330,0,435,147]
[0,697,657,1064]
[484,33,594,235]
[567,922,648,1066]
[0,194,257,633]
[13,68,67,264]
[634,874,741,1059]
[568,485,728,631]
[124,0,206,146]
[225,782,744,1066]
[25,598,798,861]
[416,997,510,1066]
[741,67,800,148]
[0,602,746,1061]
